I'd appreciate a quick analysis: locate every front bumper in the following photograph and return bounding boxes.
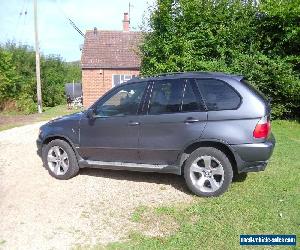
[36,138,42,157]
[231,133,276,173]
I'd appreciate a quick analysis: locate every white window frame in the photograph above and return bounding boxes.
[112,74,134,87]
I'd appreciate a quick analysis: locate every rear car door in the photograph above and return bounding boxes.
[79,82,147,162]
[138,78,208,165]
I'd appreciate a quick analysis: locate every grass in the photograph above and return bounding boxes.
[0,123,20,131]
[41,105,82,120]
[104,120,299,250]
[0,105,81,131]
[131,206,148,223]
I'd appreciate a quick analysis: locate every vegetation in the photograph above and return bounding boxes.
[140,0,300,119]
[103,120,299,249]
[0,42,81,114]
[0,104,79,131]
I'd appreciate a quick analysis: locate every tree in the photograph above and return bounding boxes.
[0,42,82,113]
[140,0,300,118]
[0,47,20,107]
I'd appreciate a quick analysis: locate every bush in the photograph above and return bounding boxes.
[16,94,37,114]
[0,42,81,114]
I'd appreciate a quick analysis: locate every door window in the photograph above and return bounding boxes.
[182,82,205,112]
[148,79,204,115]
[148,79,184,115]
[196,79,241,110]
[95,82,147,117]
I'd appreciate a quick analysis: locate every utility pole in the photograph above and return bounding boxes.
[129,2,131,21]
[34,0,42,113]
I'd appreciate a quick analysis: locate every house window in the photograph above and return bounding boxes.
[112,74,135,87]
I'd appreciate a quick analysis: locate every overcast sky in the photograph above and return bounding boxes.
[0,0,155,61]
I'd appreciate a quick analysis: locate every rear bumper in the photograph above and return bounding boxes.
[237,161,268,173]
[231,133,276,173]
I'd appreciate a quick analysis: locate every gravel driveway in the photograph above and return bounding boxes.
[0,122,193,249]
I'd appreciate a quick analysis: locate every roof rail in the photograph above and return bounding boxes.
[152,72,185,77]
[131,71,244,81]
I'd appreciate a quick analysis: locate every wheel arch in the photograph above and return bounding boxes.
[179,140,238,175]
[42,135,78,157]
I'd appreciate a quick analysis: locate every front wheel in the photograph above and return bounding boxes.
[184,147,233,197]
[42,139,79,180]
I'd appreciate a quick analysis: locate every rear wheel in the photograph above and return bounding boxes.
[184,147,233,197]
[42,139,79,180]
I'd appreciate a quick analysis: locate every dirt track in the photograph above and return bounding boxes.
[0,122,193,249]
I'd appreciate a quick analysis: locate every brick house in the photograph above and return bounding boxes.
[81,13,142,107]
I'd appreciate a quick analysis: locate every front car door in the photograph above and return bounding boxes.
[79,81,147,163]
[138,78,208,165]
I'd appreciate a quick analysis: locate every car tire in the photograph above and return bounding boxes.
[42,139,79,180]
[184,147,233,197]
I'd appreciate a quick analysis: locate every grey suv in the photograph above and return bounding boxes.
[37,72,275,197]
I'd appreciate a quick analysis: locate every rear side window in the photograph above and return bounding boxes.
[196,79,241,110]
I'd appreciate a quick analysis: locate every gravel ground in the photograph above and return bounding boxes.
[0,122,193,250]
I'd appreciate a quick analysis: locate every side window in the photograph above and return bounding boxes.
[95,82,147,117]
[182,82,205,112]
[148,79,184,115]
[196,79,241,110]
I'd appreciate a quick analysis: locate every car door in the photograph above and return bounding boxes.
[138,78,208,165]
[79,81,147,162]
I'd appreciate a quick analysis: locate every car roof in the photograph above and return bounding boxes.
[126,71,244,84]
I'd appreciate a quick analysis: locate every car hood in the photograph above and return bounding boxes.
[47,111,84,124]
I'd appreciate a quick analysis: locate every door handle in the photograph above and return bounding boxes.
[184,117,200,123]
[128,121,140,126]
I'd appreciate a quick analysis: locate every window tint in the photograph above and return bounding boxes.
[182,82,204,112]
[96,82,146,117]
[149,79,184,115]
[196,79,241,110]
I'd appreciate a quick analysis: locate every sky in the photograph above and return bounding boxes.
[0,0,155,62]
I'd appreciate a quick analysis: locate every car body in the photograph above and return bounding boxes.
[37,72,275,197]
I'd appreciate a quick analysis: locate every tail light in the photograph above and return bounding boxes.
[253,116,271,139]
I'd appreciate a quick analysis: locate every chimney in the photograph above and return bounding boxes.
[122,12,130,32]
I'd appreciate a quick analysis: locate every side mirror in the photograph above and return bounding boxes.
[86,109,95,119]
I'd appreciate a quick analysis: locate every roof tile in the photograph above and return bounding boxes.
[81,30,143,69]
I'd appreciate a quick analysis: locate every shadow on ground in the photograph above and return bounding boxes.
[79,168,247,195]
[80,168,190,194]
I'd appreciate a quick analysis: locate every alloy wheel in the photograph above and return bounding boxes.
[47,146,69,176]
[189,155,224,193]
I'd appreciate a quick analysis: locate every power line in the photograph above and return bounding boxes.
[68,18,84,37]
[20,2,29,44]
[14,0,27,40]
[55,0,84,38]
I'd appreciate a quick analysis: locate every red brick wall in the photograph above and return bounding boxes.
[82,68,140,108]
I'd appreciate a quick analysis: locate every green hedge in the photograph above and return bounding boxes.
[140,0,300,119]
